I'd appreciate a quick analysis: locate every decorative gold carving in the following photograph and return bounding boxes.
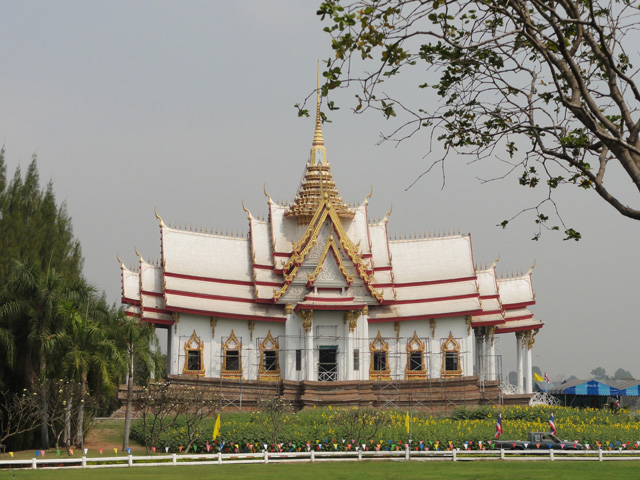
[242,200,252,220]
[488,326,496,346]
[528,259,536,275]
[394,321,401,339]
[273,188,382,302]
[363,185,373,206]
[363,305,369,316]
[348,310,360,333]
[405,331,427,380]
[299,310,313,333]
[154,206,164,227]
[248,320,255,342]
[172,312,179,333]
[263,184,272,204]
[528,329,538,350]
[306,234,355,287]
[465,315,472,335]
[369,331,391,380]
[182,330,205,376]
[430,318,437,339]
[344,310,352,325]
[221,330,243,379]
[441,331,462,377]
[210,316,217,338]
[258,330,281,382]
[284,304,293,315]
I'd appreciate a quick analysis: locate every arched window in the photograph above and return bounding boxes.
[183,330,205,376]
[441,331,462,376]
[222,330,243,379]
[405,331,426,380]
[258,330,280,381]
[369,331,390,380]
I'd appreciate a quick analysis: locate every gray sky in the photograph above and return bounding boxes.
[2,1,639,380]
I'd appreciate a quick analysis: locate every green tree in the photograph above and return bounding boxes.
[0,152,82,284]
[110,310,163,451]
[0,261,92,448]
[590,367,608,380]
[56,298,123,448]
[614,368,634,380]
[313,0,640,238]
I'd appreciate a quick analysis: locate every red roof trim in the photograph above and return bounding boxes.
[125,311,141,318]
[496,323,544,334]
[141,290,163,298]
[386,293,479,306]
[294,303,366,312]
[141,317,174,326]
[368,308,482,323]
[504,313,534,322]
[165,271,253,287]
[142,306,171,315]
[254,264,274,270]
[302,296,356,303]
[167,306,286,323]
[480,294,500,300]
[373,266,393,272]
[122,297,141,306]
[165,289,255,304]
[502,301,535,310]
[470,319,505,327]
[372,275,477,289]
[273,252,290,258]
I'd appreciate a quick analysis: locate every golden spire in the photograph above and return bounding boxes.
[285,64,353,224]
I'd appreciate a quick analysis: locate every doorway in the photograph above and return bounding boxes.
[318,346,338,381]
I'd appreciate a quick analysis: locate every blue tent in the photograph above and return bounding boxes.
[562,380,624,396]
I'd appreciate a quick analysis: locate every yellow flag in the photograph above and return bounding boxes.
[9,452,13,458]
[405,412,410,434]
[213,413,221,440]
[114,448,118,454]
[533,372,544,382]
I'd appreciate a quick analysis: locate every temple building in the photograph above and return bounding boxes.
[120,89,543,401]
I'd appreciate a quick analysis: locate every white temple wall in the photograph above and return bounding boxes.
[284,312,305,382]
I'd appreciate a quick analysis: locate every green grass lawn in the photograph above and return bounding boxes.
[0,461,634,479]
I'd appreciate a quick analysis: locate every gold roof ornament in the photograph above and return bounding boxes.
[286,66,354,224]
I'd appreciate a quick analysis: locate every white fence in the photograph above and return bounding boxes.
[2,448,640,470]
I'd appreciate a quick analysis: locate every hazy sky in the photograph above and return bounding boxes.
[2,1,639,380]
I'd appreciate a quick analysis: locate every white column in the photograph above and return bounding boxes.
[524,331,533,394]
[487,327,496,381]
[516,331,524,394]
[166,327,173,375]
[304,311,314,381]
[465,317,474,377]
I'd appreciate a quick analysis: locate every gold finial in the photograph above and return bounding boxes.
[242,200,252,220]
[312,60,325,155]
[264,184,273,204]
[491,253,500,269]
[527,259,536,275]
[117,253,124,269]
[154,206,165,227]
[383,203,393,223]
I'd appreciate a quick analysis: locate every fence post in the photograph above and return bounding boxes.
[598,449,603,462]
[405,446,410,461]
[172,453,177,466]
[358,449,362,461]
[310,450,315,463]
[452,450,457,462]
[218,452,222,464]
[550,450,554,461]
[82,455,87,468]
[264,450,269,464]
[500,448,505,460]
[128,454,133,467]
[32,458,37,469]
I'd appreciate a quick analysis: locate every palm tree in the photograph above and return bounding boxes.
[0,260,92,448]
[109,310,163,451]
[56,299,123,448]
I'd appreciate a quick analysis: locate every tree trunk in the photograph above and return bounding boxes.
[39,353,49,449]
[75,380,87,448]
[122,352,134,450]
[64,395,72,448]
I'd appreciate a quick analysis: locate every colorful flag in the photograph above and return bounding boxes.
[616,396,621,410]
[495,413,503,439]
[213,413,221,440]
[549,412,556,435]
[533,372,544,382]
[544,372,550,383]
[405,412,410,434]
